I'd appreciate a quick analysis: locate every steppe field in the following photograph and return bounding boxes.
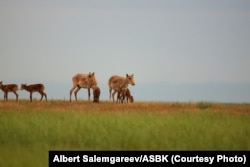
[0,100,249,167]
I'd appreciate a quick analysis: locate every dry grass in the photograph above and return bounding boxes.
[1,99,249,114]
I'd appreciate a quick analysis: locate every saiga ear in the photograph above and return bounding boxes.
[89,72,95,76]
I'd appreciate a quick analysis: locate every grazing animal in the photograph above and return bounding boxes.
[21,84,47,102]
[0,81,19,101]
[108,74,135,102]
[69,72,97,102]
[117,88,134,103]
[92,85,101,103]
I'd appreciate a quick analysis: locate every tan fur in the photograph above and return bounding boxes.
[0,81,19,101]
[21,83,47,102]
[69,72,97,102]
[92,85,100,103]
[117,88,134,103]
[108,74,135,102]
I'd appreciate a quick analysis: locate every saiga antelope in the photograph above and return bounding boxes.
[92,85,100,103]
[21,83,47,102]
[108,74,135,102]
[69,72,97,102]
[0,81,18,101]
[117,88,134,103]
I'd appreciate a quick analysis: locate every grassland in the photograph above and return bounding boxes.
[0,100,249,167]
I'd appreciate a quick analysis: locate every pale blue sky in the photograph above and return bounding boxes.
[1,0,250,102]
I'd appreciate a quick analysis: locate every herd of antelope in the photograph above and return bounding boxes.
[0,72,135,103]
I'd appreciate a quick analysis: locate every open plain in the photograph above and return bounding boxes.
[0,100,249,167]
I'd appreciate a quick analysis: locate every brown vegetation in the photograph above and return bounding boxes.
[0,100,249,115]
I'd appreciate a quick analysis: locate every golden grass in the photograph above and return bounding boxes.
[0,99,249,114]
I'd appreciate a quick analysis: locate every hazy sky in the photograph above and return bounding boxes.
[1,0,250,102]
